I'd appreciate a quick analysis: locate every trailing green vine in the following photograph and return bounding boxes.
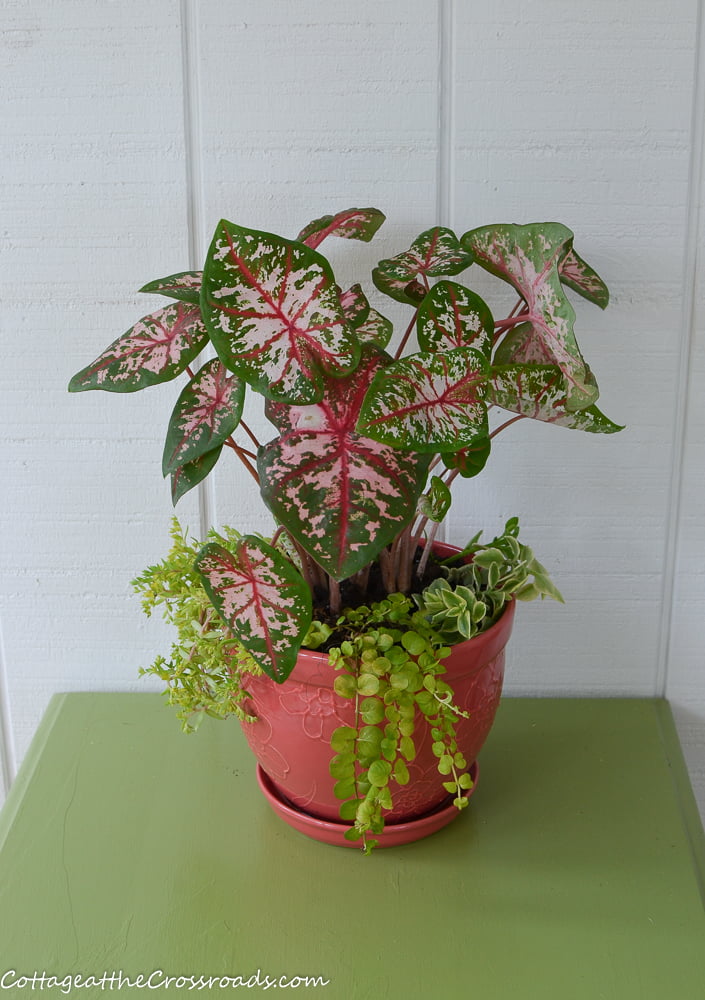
[322,595,468,853]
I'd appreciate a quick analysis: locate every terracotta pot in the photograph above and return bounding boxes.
[240,546,516,842]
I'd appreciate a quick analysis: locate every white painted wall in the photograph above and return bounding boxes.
[1,1,703,819]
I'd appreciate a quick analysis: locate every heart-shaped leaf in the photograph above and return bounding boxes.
[139,271,202,305]
[371,271,427,306]
[297,207,385,249]
[196,537,312,683]
[356,306,393,349]
[258,347,429,580]
[170,445,222,505]
[559,248,609,309]
[339,284,371,328]
[491,364,623,432]
[372,227,473,305]
[68,303,208,393]
[357,348,490,453]
[417,280,493,355]
[461,223,598,411]
[162,358,245,476]
[201,219,360,404]
[441,437,491,479]
[338,283,392,347]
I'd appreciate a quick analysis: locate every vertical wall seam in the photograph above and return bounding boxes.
[180,0,216,536]
[656,0,705,698]
[436,0,454,545]
[436,0,455,229]
[0,618,18,798]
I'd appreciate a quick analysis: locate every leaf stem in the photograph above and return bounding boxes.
[223,440,257,461]
[493,315,528,331]
[394,310,420,361]
[329,576,341,616]
[415,520,440,580]
[239,419,261,450]
[222,440,260,482]
[489,414,526,439]
[506,296,527,320]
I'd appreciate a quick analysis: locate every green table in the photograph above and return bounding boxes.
[1,695,704,999]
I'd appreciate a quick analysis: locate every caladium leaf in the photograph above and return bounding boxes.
[356,306,393,349]
[339,283,393,347]
[139,271,202,305]
[201,219,360,404]
[357,348,490,453]
[68,303,208,393]
[258,347,429,580]
[372,227,473,305]
[491,364,623,433]
[297,207,385,250]
[162,358,245,476]
[371,271,427,306]
[416,280,493,356]
[196,537,312,683]
[418,475,452,522]
[170,445,222,505]
[559,248,609,309]
[461,223,598,411]
[441,437,491,478]
[339,284,371,328]
[493,321,546,365]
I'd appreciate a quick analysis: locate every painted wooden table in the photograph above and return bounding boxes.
[0,695,704,999]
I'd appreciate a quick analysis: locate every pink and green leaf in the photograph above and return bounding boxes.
[196,537,312,683]
[461,222,598,411]
[356,307,393,349]
[68,303,208,393]
[201,219,360,404]
[441,437,491,479]
[491,364,623,432]
[338,282,393,347]
[371,270,427,306]
[297,207,385,250]
[376,226,473,282]
[559,248,609,309]
[339,284,371,328]
[162,358,245,476]
[357,348,490,453]
[258,347,429,580]
[417,280,493,356]
[139,271,202,305]
[170,446,222,505]
[373,227,473,305]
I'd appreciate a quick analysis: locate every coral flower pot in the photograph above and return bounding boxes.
[240,546,516,845]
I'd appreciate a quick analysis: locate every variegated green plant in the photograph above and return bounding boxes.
[414,518,563,644]
[70,207,622,684]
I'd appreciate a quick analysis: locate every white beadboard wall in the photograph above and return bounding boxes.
[1,1,703,820]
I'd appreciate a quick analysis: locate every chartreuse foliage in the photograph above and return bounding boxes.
[324,597,469,853]
[131,519,261,732]
[71,205,620,714]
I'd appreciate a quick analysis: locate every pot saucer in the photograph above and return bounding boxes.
[256,760,479,848]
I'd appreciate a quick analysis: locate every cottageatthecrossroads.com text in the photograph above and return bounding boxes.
[0,971,331,993]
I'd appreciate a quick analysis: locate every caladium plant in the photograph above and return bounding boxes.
[70,207,621,684]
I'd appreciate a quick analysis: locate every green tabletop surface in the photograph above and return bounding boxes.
[0,694,704,999]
